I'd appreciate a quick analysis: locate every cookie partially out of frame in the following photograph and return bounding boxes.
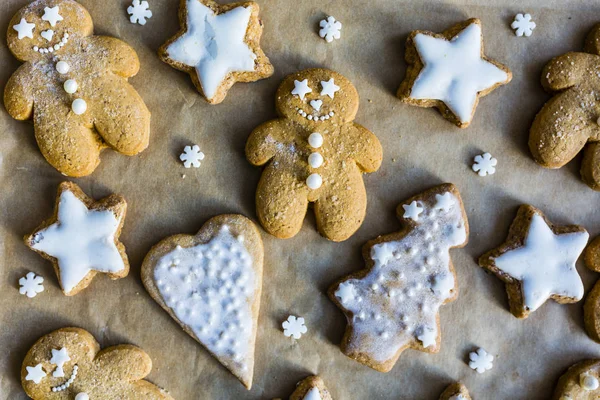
[141,214,263,389]
[158,0,273,104]
[397,18,512,128]
[553,359,600,399]
[479,205,588,319]
[439,382,472,400]
[584,236,600,342]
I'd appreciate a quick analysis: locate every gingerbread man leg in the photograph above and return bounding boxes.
[93,79,150,155]
[314,178,367,242]
[34,117,103,177]
[256,168,309,239]
[582,141,600,190]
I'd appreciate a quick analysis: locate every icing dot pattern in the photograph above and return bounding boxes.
[51,365,78,392]
[335,192,466,362]
[155,226,256,371]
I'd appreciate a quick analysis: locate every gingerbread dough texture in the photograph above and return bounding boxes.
[141,214,263,389]
[439,383,472,400]
[328,183,469,372]
[21,327,173,400]
[246,68,383,242]
[553,359,600,399]
[529,24,600,190]
[584,236,600,342]
[278,376,333,400]
[5,0,151,177]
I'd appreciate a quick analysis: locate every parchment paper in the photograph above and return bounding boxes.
[1,0,600,399]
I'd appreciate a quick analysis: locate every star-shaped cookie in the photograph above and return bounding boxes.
[159,0,273,104]
[479,205,588,318]
[24,182,129,296]
[397,18,512,128]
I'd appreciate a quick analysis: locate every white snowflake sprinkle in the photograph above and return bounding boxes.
[282,315,307,339]
[511,13,536,37]
[179,145,205,168]
[402,201,423,221]
[127,0,153,26]
[468,347,494,373]
[19,272,44,298]
[319,16,342,43]
[472,153,497,176]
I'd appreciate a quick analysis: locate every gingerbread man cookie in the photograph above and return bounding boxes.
[246,68,382,242]
[159,0,273,104]
[553,359,600,399]
[328,184,469,372]
[479,205,588,318]
[142,214,263,389]
[21,327,172,399]
[439,383,472,400]
[530,24,600,191]
[24,182,129,296]
[584,236,600,342]
[397,18,512,128]
[5,0,151,177]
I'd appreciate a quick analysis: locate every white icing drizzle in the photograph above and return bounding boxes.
[51,365,78,392]
[165,0,257,100]
[334,192,466,362]
[154,226,256,372]
[492,214,588,312]
[410,22,509,124]
[304,387,322,400]
[34,32,69,54]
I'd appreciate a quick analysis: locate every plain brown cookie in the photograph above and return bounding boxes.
[5,0,151,177]
[24,181,129,296]
[397,18,512,128]
[21,327,172,400]
[141,214,263,389]
[584,236,600,342]
[328,183,469,372]
[158,0,273,104]
[246,68,382,242]
[479,205,588,319]
[439,382,472,400]
[553,359,600,399]
[529,24,600,191]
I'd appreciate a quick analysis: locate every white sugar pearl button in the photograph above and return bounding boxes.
[71,98,87,115]
[64,79,78,94]
[56,61,70,74]
[306,173,322,189]
[75,393,90,400]
[308,152,324,168]
[308,132,323,148]
[580,373,600,391]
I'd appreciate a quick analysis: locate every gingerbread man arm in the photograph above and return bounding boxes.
[541,52,600,92]
[4,63,35,120]
[95,345,153,381]
[89,36,140,78]
[348,123,383,173]
[246,119,287,166]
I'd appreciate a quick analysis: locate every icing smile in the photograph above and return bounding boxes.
[34,31,69,54]
[296,107,335,121]
[51,364,78,392]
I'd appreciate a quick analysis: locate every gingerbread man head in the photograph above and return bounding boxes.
[529,23,600,190]
[21,327,172,399]
[276,68,359,127]
[7,0,92,63]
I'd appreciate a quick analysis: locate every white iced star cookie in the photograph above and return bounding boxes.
[24,182,129,296]
[479,205,588,318]
[398,18,512,128]
[159,0,273,104]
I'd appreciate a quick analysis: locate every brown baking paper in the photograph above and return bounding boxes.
[1,0,600,399]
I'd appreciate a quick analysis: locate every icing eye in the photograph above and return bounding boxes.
[13,18,35,40]
[291,79,312,100]
[42,6,63,27]
[320,78,340,99]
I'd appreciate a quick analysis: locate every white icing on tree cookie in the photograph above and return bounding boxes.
[410,22,509,124]
[334,189,467,364]
[154,226,256,374]
[165,0,257,101]
[492,214,587,312]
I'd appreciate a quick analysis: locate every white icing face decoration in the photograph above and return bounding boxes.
[42,6,63,27]
[13,18,35,39]
[40,29,54,41]
[50,348,70,377]
[290,77,343,122]
[25,364,46,384]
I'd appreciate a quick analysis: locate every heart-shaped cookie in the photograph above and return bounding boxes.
[141,214,263,389]
[40,29,54,42]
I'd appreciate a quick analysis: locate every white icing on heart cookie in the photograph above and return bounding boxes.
[165,0,257,101]
[334,190,467,363]
[410,22,509,124]
[154,226,256,375]
[492,214,587,312]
